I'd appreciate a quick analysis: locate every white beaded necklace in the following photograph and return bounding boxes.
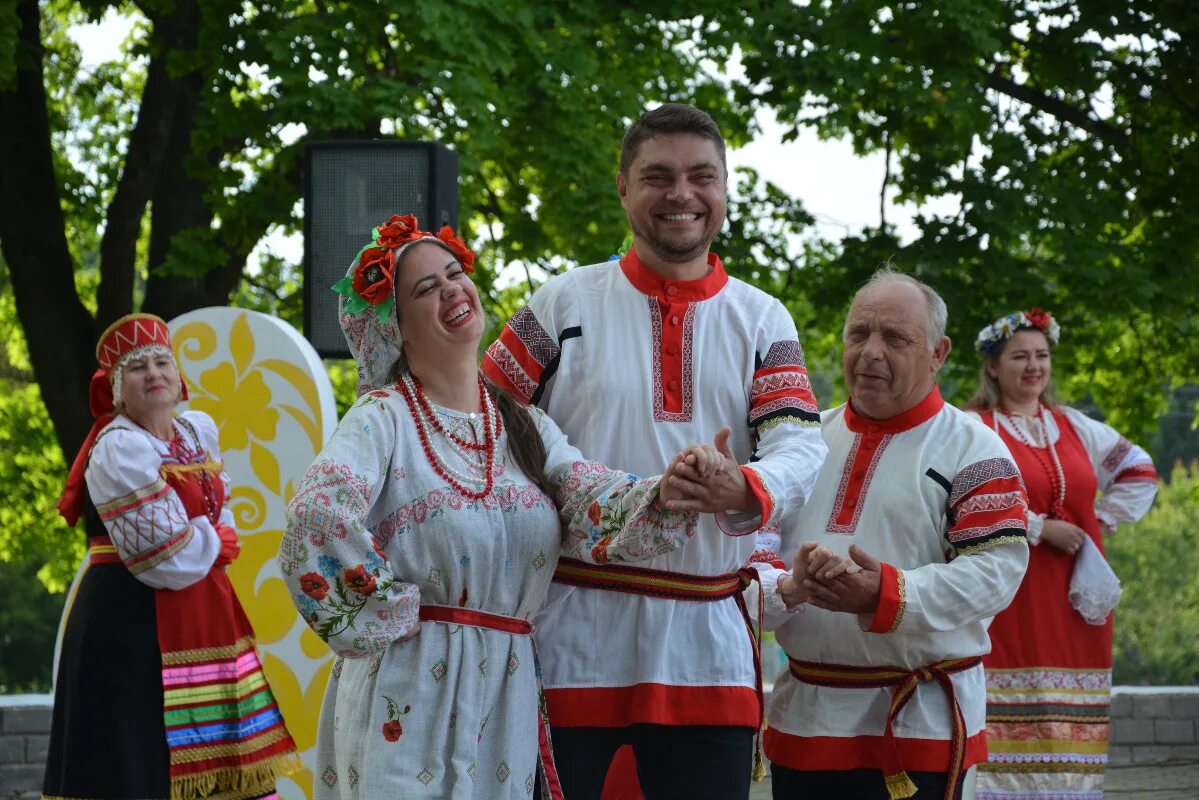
[994,404,1067,516]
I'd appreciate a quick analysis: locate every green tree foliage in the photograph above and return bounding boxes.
[1108,464,1199,685]
[733,0,1199,437]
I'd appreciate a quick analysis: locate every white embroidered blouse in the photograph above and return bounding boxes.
[278,386,696,798]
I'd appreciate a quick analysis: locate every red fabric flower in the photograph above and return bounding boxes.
[375,214,420,249]
[1025,308,1052,330]
[587,501,602,526]
[352,248,395,306]
[300,572,330,601]
[435,225,476,272]
[381,720,403,742]
[344,564,378,595]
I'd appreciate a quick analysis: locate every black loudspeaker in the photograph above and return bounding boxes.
[303,141,459,358]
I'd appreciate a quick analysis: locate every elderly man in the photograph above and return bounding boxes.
[757,268,1030,800]
[483,103,827,799]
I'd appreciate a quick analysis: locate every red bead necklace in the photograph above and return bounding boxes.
[397,372,498,500]
[996,405,1066,517]
[410,374,502,449]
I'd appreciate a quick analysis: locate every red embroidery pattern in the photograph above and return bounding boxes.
[483,308,559,404]
[648,298,695,422]
[826,433,894,534]
[1100,437,1133,474]
[955,490,1026,516]
[761,340,806,371]
[1113,463,1159,483]
[947,518,1026,545]
[372,483,552,548]
[749,340,820,428]
[948,458,1021,507]
[946,459,1028,551]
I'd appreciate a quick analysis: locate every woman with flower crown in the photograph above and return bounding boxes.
[278,215,711,799]
[47,314,300,800]
[963,310,1158,800]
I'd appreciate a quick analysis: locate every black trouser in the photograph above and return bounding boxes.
[771,765,963,799]
[552,724,756,800]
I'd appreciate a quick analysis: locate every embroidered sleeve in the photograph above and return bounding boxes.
[535,409,698,564]
[279,395,421,658]
[1061,406,1158,532]
[945,456,1030,555]
[86,425,221,590]
[483,276,577,407]
[876,439,1029,635]
[721,306,828,534]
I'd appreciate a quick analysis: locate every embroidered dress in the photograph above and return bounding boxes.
[43,411,299,800]
[278,387,696,799]
[970,406,1157,800]
[483,247,827,730]
[754,389,1029,793]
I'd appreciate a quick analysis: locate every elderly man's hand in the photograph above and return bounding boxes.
[802,544,883,615]
[663,427,759,515]
[778,542,861,608]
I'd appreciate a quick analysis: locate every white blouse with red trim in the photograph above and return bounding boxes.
[755,390,1030,773]
[483,248,828,728]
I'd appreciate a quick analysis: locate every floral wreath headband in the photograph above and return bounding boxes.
[332,214,476,323]
[975,308,1061,355]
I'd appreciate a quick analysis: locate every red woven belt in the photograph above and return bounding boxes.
[787,656,983,800]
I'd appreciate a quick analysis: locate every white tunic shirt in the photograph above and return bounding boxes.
[279,389,696,798]
[758,389,1029,774]
[483,249,828,728]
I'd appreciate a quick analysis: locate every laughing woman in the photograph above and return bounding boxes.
[278,216,704,799]
[964,310,1158,800]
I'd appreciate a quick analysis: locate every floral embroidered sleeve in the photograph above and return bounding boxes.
[532,408,698,564]
[85,423,222,591]
[279,395,421,658]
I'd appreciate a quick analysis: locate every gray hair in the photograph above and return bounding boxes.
[844,264,948,350]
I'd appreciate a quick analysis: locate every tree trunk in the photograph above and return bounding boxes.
[0,0,97,463]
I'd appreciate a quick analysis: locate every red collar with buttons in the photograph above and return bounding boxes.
[827,387,945,533]
[844,385,945,434]
[618,246,727,420]
[618,246,728,302]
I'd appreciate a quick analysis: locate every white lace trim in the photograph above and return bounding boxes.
[1068,536,1121,625]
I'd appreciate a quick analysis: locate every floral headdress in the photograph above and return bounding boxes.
[975,308,1061,355]
[334,215,476,397]
[332,214,475,324]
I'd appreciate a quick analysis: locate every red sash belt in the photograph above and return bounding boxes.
[787,656,983,800]
[418,604,562,799]
[88,535,121,565]
[552,556,747,600]
[418,604,533,635]
[551,558,768,780]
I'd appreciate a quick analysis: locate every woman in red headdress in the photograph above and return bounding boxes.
[45,314,300,800]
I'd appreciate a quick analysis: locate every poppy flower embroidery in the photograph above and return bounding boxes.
[381,696,411,743]
[300,572,330,601]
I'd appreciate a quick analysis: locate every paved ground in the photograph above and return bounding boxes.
[748,760,1199,799]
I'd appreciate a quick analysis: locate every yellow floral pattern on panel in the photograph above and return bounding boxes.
[172,311,332,800]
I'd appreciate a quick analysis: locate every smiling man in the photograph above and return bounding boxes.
[484,104,828,799]
[752,267,1031,799]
